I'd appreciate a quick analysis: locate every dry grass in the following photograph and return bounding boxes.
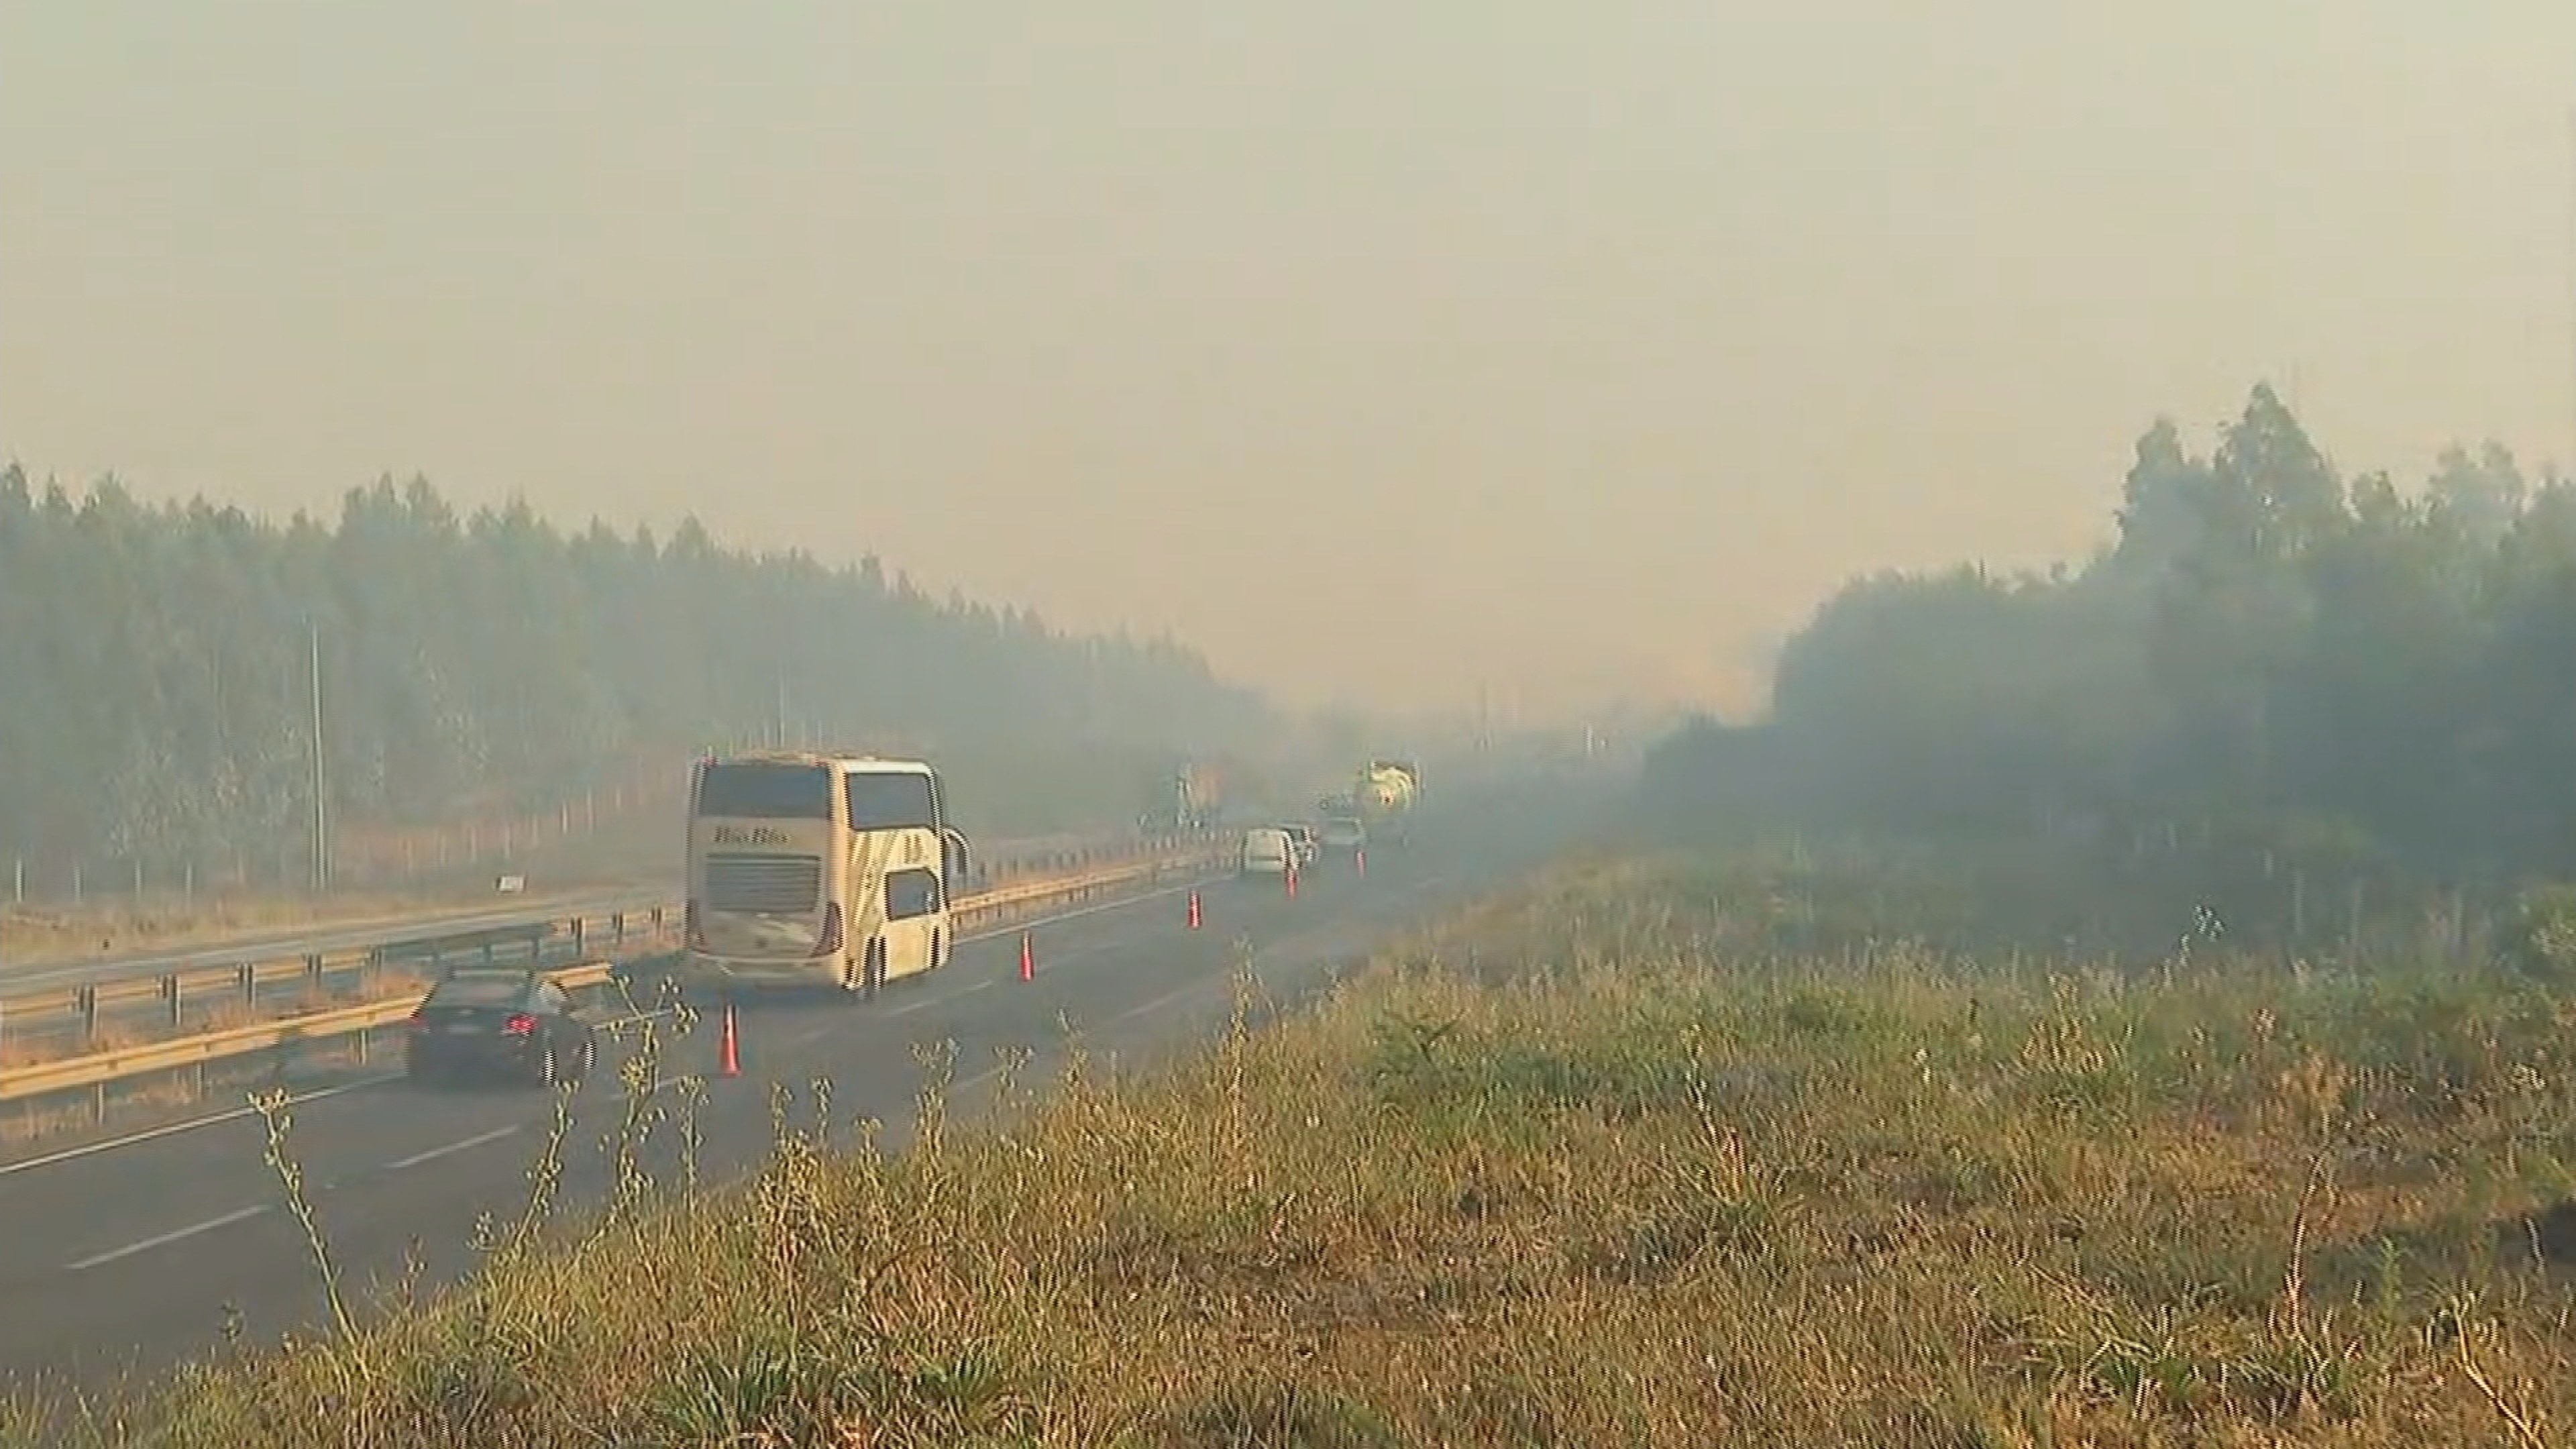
[9,849,2576,1446]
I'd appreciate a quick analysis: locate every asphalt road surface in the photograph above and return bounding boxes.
[0,829,1117,996]
[0,786,1595,1394]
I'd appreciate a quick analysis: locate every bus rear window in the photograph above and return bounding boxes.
[845,771,936,829]
[696,762,834,820]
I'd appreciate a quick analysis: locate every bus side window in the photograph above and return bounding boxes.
[886,867,942,920]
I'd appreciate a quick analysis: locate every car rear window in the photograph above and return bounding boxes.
[427,975,531,1008]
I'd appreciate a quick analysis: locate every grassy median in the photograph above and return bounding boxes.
[0,879,643,971]
[8,850,2575,1446]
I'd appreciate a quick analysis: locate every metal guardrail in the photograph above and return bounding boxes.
[0,837,1228,1128]
[0,830,1214,1051]
[5,828,1144,988]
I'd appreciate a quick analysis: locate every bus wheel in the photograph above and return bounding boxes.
[930,930,945,971]
[863,941,885,1001]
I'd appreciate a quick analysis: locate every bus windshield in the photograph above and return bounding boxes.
[845,770,936,830]
[696,762,834,820]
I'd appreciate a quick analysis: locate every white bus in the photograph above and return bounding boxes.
[683,751,973,998]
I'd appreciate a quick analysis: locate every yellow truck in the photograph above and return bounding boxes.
[1352,759,1421,845]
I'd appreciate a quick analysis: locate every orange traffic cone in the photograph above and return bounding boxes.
[718,1000,741,1077]
[1019,932,1035,981]
[1187,890,1202,929]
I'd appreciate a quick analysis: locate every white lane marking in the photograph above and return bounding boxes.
[0,1075,399,1180]
[1097,872,1459,1032]
[882,941,1113,1019]
[1106,979,1205,1028]
[0,1004,663,1180]
[50,867,1459,1271]
[68,1204,269,1271]
[955,875,1205,945]
[383,1124,521,1171]
[752,869,1432,1046]
[754,879,1210,1045]
[653,885,1210,1075]
[0,871,1222,1176]
[888,978,996,1016]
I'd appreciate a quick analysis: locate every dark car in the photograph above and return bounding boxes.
[403,967,599,1089]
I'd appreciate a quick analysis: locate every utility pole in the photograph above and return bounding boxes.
[307,619,329,894]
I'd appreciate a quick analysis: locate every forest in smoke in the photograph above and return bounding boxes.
[0,468,1277,888]
[1644,384,2576,897]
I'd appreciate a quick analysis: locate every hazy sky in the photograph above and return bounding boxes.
[4,3,2572,721]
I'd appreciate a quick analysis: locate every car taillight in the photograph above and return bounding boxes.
[503,1013,537,1036]
[814,900,844,956]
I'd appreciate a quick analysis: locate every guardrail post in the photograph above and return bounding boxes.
[610,911,626,949]
[649,906,665,941]
[305,952,325,998]
[76,985,99,1046]
[571,916,586,961]
[238,962,256,1011]
[164,973,183,1030]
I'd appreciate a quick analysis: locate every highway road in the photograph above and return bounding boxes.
[0,784,1596,1395]
[0,829,1118,996]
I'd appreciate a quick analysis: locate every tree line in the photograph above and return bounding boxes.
[1641,384,2576,941]
[0,467,1279,891]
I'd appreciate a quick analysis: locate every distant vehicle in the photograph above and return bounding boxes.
[1139,760,1226,833]
[1279,822,1320,868]
[1352,759,1421,845]
[684,751,973,999]
[404,965,599,1089]
[1238,826,1297,878]
[1318,816,1366,854]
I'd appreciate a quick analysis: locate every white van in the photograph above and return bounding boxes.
[1238,826,1296,878]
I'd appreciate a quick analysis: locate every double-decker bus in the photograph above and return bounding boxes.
[683,751,973,997]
